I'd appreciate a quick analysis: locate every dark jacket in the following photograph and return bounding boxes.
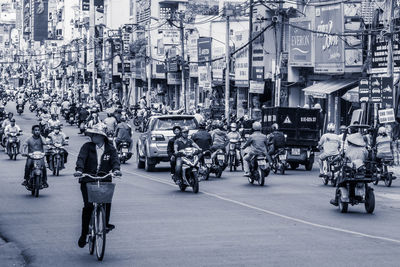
[76,141,120,183]
[78,109,89,122]
[192,129,212,151]
[167,136,179,158]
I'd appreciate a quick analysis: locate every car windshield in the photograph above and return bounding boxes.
[152,118,197,131]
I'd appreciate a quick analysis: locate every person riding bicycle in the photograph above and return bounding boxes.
[318,123,341,177]
[4,118,21,154]
[210,120,228,162]
[173,126,201,184]
[46,125,68,164]
[168,125,182,178]
[114,116,133,158]
[266,123,286,166]
[242,121,269,177]
[103,109,118,136]
[375,126,393,161]
[21,125,48,188]
[74,123,121,248]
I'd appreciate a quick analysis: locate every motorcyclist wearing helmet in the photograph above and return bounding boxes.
[4,118,21,154]
[242,121,269,176]
[103,109,118,135]
[48,113,61,130]
[266,123,286,166]
[114,116,133,158]
[87,111,101,129]
[227,123,242,162]
[46,124,69,164]
[168,125,182,177]
[173,126,201,184]
[375,126,393,160]
[210,120,229,162]
[318,123,341,177]
[192,121,212,151]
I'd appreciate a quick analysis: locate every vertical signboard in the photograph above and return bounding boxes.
[381,76,394,108]
[358,78,370,102]
[234,30,249,87]
[314,3,345,73]
[371,33,400,73]
[344,2,363,72]
[197,37,212,67]
[187,32,199,78]
[23,0,31,35]
[33,0,49,41]
[289,18,313,67]
[212,46,224,81]
[370,77,382,103]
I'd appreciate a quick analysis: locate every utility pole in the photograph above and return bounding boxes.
[385,0,395,107]
[120,28,126,107]
[179,12,187,113]
[147,21,152,108]
[90,0,96,100]
[248,0,253,115]
[225,15,230,121]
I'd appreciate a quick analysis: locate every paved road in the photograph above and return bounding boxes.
[1,103,400,266]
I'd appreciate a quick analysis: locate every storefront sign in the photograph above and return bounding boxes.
[314,3,345,73]
[163,30,180,45]
[198,37,212,67]
[370,77,382,103]
[289,18,313,67]
[188,32,199,78]
[234,30,249,84]
[249,81,265,94]
[381,76,394,108]
[344,3,363,72]
[378,108,396,124]
[252,66,264,81]
[212,46,224,81]
[167,72,181,85]
[358,78,370,102]
[371,32,400,73]
[23,0,31,34]
[198,65,211,91]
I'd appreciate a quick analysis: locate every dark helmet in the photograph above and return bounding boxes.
[198,121,206,129]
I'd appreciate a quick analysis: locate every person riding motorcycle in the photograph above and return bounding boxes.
[2,112,14,128]
[74,123,121,248]
[318,123,341,177]
[78,104,90,128]
[227,122,242,164]
[242,122,269,177]
[103,109,118,135]
[21,125,48,188]
[173,126,201,184]
[0,104,6,121]
[375,126,393,160]
[61,98,70,113]
[168,125,182,177]
[192,121,212,151]
[46,125,68,164]
[210,120,228,162]
[16,96,24,109]
[266,123,286,166]
[4,118,21,154]
[87,111,101,129]
[114,116,133,158]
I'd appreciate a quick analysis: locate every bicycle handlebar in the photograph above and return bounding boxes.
[77,173,121,180]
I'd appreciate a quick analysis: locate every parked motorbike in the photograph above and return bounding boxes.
[373,157,396,187]
[24,152,46,197]
[48,142,67,176]
[117,142,130,164]
[174,147,200,193]
[247,155,270,186]
[6,131,22,160]
[271,148,288,175]
[321,155,340,186]
[228,139,243,172]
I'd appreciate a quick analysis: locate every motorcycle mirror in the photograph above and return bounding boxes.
[65,136,70,140]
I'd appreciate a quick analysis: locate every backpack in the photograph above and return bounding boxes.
[273,131,286,148]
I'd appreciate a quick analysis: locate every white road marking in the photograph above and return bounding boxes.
[125,169,400,245]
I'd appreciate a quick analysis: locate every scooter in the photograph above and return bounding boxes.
[321,155,340,186]
[24,152,47,198]
[247,155,270,186]
[48,142,68,176]
[174,147,200,193]
[373,157,396,187]
[212,149,226,178]
[271,148,288,175]
[6,131,22,160]
[117,142,130,164]
[228,139,243,172]
[17,104,24,115]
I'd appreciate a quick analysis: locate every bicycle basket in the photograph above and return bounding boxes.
[86,182,116,203]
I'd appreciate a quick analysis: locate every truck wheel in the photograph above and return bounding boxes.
[365,188,375,214]
[305,161,313,171]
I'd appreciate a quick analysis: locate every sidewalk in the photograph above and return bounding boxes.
[0,236,26,267]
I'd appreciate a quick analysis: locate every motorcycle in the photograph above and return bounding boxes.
[174,147,200,193]
[228,139,243,172]
[48,142,68,176]
[271,148,288,175]
[16,104,24,115]
[247,155,270,186]
[68,113,75,125]
[24,151,47,197]
[29,103,36,112]
[321,155,340,186]
[117,141,130,164]
[6,131,22,160]
[211,149,226,178]
[198,151,213,180]
[373,157,396,187]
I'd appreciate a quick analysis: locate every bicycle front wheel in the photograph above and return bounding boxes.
[88,213,95,255]
[95,206,106,261]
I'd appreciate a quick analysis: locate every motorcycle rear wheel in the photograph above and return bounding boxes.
[338,191,348,213]
[257,169,265,186]
[192,176,199,194]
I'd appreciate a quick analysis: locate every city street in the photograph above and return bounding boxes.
[0,105,399,267]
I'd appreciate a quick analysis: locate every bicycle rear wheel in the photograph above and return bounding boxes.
[95,206,106,261]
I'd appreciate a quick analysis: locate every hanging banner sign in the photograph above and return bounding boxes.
[381,76,394,108]
[371,32,400,73]
[167,72,181,85]
[198,37,212,67]
[289,18,313,67]
[314,3,345,73]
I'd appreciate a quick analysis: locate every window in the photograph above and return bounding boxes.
[152,117,197,131]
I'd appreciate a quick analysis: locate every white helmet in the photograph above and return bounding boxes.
[378,126,386,135]
[327,123,336,133]
[230,122,237,129]
[253,121,262,131]
[314,103,321,109]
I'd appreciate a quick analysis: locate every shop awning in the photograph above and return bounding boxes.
[341,86,359,102]
[303,79,357,98]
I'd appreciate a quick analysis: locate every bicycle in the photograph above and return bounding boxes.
[78,173,121,261]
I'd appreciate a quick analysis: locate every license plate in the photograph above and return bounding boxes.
[204,158,212,164]
[291,148,300,156]
[279,155,287,161]
[122,148,129,153]
[217,154,225,160]
[258,160,266,166]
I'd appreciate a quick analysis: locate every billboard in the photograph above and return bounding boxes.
[289,18,313,67]
[314,3,345,73]
[33,0,49,41]
[198,37,212,67]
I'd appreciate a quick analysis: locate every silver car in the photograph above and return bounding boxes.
[136,115,198,171]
